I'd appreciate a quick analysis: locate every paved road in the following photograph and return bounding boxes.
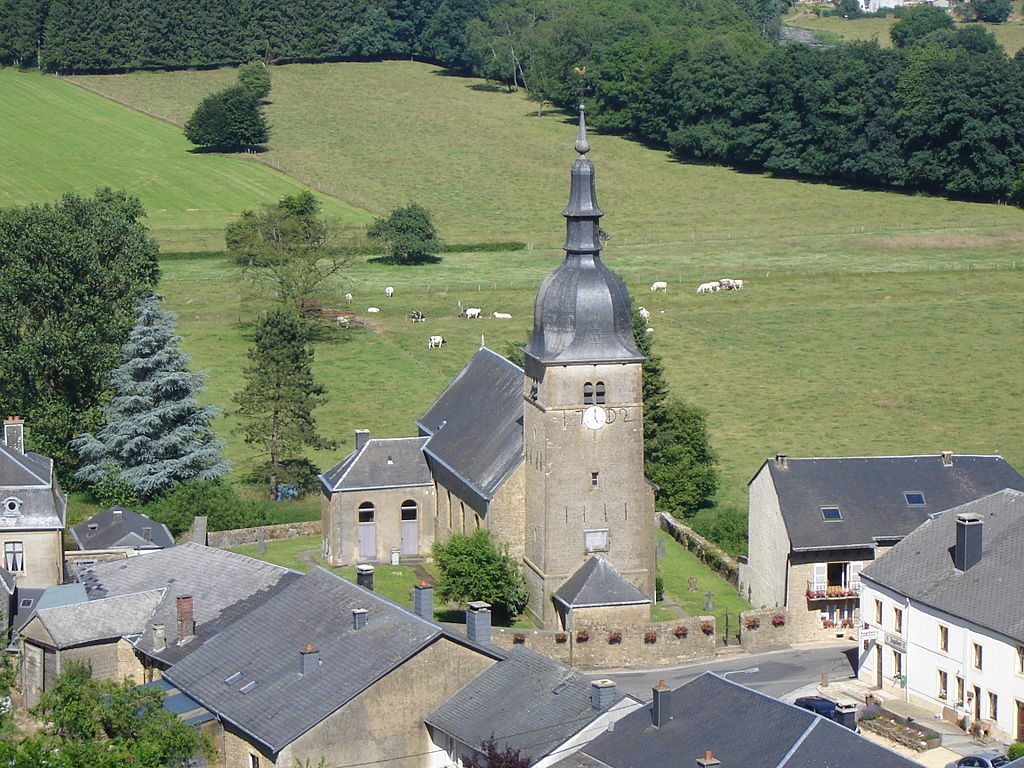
[591,643,859,702]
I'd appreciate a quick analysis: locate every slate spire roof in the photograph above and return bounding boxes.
[524,105,642,369]
[554,556,651,608]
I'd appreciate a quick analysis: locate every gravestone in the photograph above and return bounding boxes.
[703,591,714,612]
[256,529,267,555]
[688,576,698,593]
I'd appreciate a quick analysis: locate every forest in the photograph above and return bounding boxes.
[3,0,1024,201]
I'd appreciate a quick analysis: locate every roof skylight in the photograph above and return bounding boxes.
[224,672,242,684]
[905,492,926,506]
[821,507,842,521]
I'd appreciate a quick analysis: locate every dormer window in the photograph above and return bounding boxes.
[905,492,926,506]
[595,381,606,404]
[2,497,22,517]
[821,507,842,521]
[583,382,594,405]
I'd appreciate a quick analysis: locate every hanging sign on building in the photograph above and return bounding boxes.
[884,633,907,653]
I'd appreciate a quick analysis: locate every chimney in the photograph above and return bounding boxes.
[774,453,788,469]
[355,429,370,451]
[192,516,208,546]
[954,512,983,572]
[413,580,433,619]
[300,643,320,674]
[591,679,617,710]
[152,624,166,652]
[356,564,375,591]
[697,750,721,767]
[176,595,195,642]
[835,703,858,731]
[941,450,954,467]
[652,680,672,727]
[3,417,24,454]
[466,601,491,645]
[352,608,368,630]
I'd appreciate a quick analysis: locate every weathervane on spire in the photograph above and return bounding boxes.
[574,104,590,155]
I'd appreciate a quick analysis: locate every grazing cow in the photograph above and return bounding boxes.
[384,286,394,298]
[462,307,482,319]
[650,281,668,292]
[336,316,350,328]
[344,292,353,304]
[718,278,735,290]
[492,312,512,319]
[409,310,425,323]
[427,335,446,348]
[637,306,651,322]
[697,282,719,294]
[366,307,380,313]
[732,279,744,290]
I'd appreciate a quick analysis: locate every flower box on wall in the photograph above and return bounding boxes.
[512,633,526,644]
[745,619,760,630]
[554,633,567,644]
[700,622,714,635]
[771,615,786,627]
[607,631,622,644]
[575,630,589,643]
[644,632,658,644]
[673,625,689,638]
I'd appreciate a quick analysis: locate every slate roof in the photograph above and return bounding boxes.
[756,454,1024,551]
[319,437,431,493]
[554,556,651,607]
[10,582,87,640]
[554,673,920,768]
[861,489,1024,643]
[32,589,164,647]
[163,567,505,755]
[428,646,621,761]
[71,506,174,550]
[0,441,65,530]
[142,678,216,726]
[75,542,300,663]
[416,347,524,509]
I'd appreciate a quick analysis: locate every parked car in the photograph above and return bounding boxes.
[944,755,1009,768]
[793,696,858,731]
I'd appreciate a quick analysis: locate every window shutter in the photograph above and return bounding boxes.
[849,561,863,584]
[812,562,826,591]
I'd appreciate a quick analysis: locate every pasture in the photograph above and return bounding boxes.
[0,69,369,251]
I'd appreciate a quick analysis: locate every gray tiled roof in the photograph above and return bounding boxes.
[320,437,431,493]
[75,542,300,662]
[71,507,174,550]
[427,646,618,761]
[0,443,65,530]
[163,567,504,754]
[861,489,1024,643]
[33,589,164,647]
[759,455,1024,551]
[0,443,50,487]
[416,347,524,508]
[554,556,651,607]
[560,673,919,768]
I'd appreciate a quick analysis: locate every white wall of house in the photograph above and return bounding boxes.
[860,580,1024,742]
[740,466,790,608]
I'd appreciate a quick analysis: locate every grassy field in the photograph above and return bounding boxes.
[0,69,369,251]
[785,8,1024,53]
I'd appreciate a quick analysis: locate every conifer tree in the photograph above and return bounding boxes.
[73,296,229,501]
[234,310,332,499]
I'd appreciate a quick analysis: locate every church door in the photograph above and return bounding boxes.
[400,501,418,556]
[358,503,376,560]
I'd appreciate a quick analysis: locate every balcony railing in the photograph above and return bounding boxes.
[806,581,862,600]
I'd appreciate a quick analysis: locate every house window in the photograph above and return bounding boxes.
[250,754,260,768]
[595,381,606,404]
[893,651,903,679]
[938,624,949,652]
[905,492,926,506]
[938,670,948,700]
[989,692,998,721]
[974,643,983,670]
[1,497,21,517]
[893,607,903,634]
[875,600,883,624]
[591,472,599,487]
[401,500,418,521]
[583,382,594,405]
[584,529,609,552]
[358,503,375,523]
[821,506,842,521]
[3,541,24,572]
[1018,647,1024,675]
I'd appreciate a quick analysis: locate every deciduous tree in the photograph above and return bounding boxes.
[367,202,442,264]
[432,530,528,620]
[184,85,269,149]
[237,59,271,98]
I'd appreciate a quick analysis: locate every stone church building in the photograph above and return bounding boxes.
[321,110,655,629]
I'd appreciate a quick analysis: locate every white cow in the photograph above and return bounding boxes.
[384,286,394,298]
[732,279,744,290]
[650,281,668,292]
[408,310,425,323]
[366,307,380,313]
[462,307,482,319]
[427,335,446,348]
[697,282,719,294]
[492,312,512,319]
[344,292,353,304]
[718,278,735,290]
[637,306,651,322]
[645,327,654,333]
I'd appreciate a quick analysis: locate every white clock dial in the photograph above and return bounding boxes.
[582,405,607,430]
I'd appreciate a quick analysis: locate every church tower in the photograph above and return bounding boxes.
[522,108,655,630]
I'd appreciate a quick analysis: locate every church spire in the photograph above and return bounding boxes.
[563,105,603,255]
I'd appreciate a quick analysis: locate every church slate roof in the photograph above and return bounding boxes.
[163,567,505,755]
[757,454,1024,551]
[0,441,65,530]
[553,673,920,768]
[427,646,621,761]
[554,556,651,607]
[71,506,174,550]
[861,489,1024,643]
[416,347,524,508]
[32,589,164,647]
[319,437,431,493]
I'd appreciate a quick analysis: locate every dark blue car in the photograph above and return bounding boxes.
[793,696,858,731]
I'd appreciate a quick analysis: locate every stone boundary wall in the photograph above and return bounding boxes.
[487,617,717,670]
[739,608,792,650]
[201,521,321,549]
[659,513,739,587]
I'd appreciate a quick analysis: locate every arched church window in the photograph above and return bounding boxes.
[358,502,375,523]
[595,381,606,404]
[401,500,418,521]
[583,382,594,405]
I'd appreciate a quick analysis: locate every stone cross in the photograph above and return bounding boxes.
[703,591,714,612]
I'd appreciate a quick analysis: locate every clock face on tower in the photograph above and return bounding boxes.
[581,405,607,430]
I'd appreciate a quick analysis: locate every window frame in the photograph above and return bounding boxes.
[583,382,594,405]
[938,669,948,701]
[1,497,22,517]
[893,606,903,634]
[973,642,983,671]
[357,502,375,524]
[3,541,24,572]
[989,691,998,721]
[821,506,843,521]
[595,381,606,405]
[875,599,883,624]
[590,472,599,487]
[904,491,926,506]
[939,624,949,653]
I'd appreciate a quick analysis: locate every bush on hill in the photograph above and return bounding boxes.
[184,86,268,149]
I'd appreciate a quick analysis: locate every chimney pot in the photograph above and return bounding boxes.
[355,429,370,451]
[356,564,375,591]
[697,750,721,767]
[652,680,672,727]
[954,512,983,572]
[142,526,152,541]
[352,608,368,630]
[941,450,954,467]
[152,624,166,652]
[413,580,434,619]
[466,601,492,645]
[3,417,24,454]
[774,453,788,469]
[176,595,195,642]
[591,679,617,710]
[300,643,320,674]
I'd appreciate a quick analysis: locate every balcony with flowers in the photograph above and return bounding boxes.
[806,580,862,601]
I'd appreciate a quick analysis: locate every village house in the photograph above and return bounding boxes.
[740,452,1024,641]
[857,488,1024,744]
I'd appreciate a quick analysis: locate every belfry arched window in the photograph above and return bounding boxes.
[583,382,594,405]
[595,381,606,404]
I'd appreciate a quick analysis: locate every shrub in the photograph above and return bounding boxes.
[145,480,269,537]
[655,574,664,602]
[432,530,529,620]
[1008,743,1024,761]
